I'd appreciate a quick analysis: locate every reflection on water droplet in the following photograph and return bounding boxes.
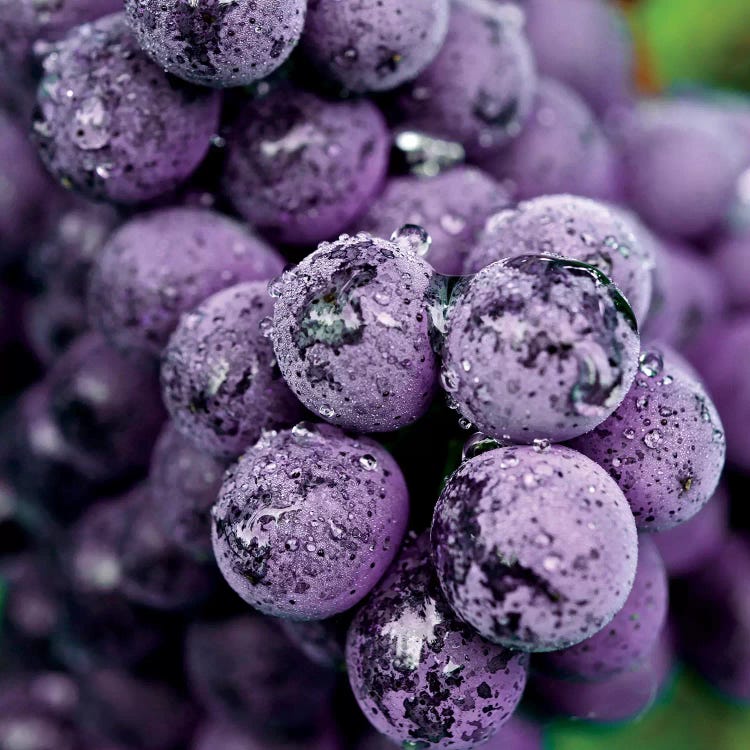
[458,416,473,430]
[359,454,378,471]
[318,404,335,418]
[532,438,550,453]
[259,316,274,338]
[462,432,501,460]
[639,350,663,378]
[391,224,432,257]
[643,429,663,449]
[441,368,459,393]
[543,554,562,572]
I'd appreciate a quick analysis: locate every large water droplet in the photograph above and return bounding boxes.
[358,454,378,471]
[318,404,335,418]
[643,429,663,449]
[259,316,274,338]
[391,224,432,257]
[462,432,501,461]
[639,350,663,378]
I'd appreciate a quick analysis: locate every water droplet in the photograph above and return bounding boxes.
[534,533,552,547]
[532,438,550,453]
[319,404,335,418]
[522,473,538,489]
[460,359,472,372]
[441,368,460,393]
[285,538,299,551]
[458,416,473,430]
[359,454,378,471]
[291,422,317,441]
[639,350,664,378]
[328,519,346,540]
[259,316,274,338]
[374,291,391,305]
[543,554,562,572]
[659,375,674,386]
[636,396,649,411]
[643,429,663,449]
[462,433,501,460]
[391,224,432,257]
[624,428,636,440]
[71,96,110,150]
[267,274,285,298]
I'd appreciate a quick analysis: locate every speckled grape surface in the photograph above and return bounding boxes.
[222,87,389,246]
[539,534,667,680]
[570,343,726,531]
[125,0,305,88]
[88,207,284,354]
[186,615,336,734]
[271,233,439,432]
[161,281,304,459]
[431,445,638,652]
[464,195,654,323]
[396,1,536,158]
[359,166,510,275]
[149,422,226,559]
[32,13,221,204]
[302,0,448,92]
[442,255,640,443]
[484,78,619,202]
[347,533,528,750]
[212,424,409,620]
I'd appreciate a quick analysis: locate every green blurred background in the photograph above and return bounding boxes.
[547,1,750,748]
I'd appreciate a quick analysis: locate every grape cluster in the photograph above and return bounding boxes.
[1,0,749,748]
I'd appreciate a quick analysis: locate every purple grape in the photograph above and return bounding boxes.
[442,255,640,443]
[32,13,221,204]
[479,714,543,750]
[521,0,634,117]
[359,166,511,275]
[619,101,747,239]
[395,0,536,158]
[185,615,336,735]
[88,207,284,354]
[570,343,726,531]
[47,333,165,483]
[148,422,226,559]
[672,535,750,702]
[281,615,349,671]
[212,424,409,620]
[531,626,674,723]
[125,0,306,88]
[713,212,750,312]
[271,233,439,432]
[302,0,448,92]
[161,281,304,460]
[346,533,529,750]
[538,534,668,680]
[431,445,638,652]
[222,87,389,246]
[484,78,620,202]
[643,236,724,350]
[464,195,655,323]
[652,484,729,577]
[192,721,341,750]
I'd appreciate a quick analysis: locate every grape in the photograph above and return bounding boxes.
[431,445,638,652]
[359,166,511,275]
[484,78,620,202]
[643,236,724,350]
[396,0,536,158]
[570,343,726,531]
[271,233,439,433]
[149,423,226,559]
[302,0,448,93]
[538,535,668,680]
[32,13,221,203]
[480,714,543,750]
[161,281,304,460]
[442,255,640,443]
[531,626,674,723]
[652,484,729,577]
[212,423,409,620]
[125,0,306,88]
[712,211,750,312]
[619,100,747,239]
[521,0,633,117]
[192,720,341,750]
[185,615,336,736]
[88,207,283,354]
[672,535,750,702]
[222,86,389,246]
[464,195,655,323]
[346,533,528,750]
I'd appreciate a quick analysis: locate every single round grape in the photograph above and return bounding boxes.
[620,101,747,239]
[442,255,640,443]
[281,615,349,671]
[161,281,304,460]
[346,533,528,750]
[88,207,283,354]
[68,485,214,610]
[431,445,638,652]
[522,0,633,117]
[212,424,409,620]
[32,13,221,204]
[271,233,439,432]
[484,78,620,202]
[359,166,511,275]
[652,484,729,577]
[643,236,724,349]
[125,0,306,88]
[222,87,389,246]
[186,616,336,735]
[149,422,226,559]
[302,0,448,92]
[570,343,726,531]
[193,721,341,750]
[396,1,536,158]
[465,195,654,323]
[46,333,165,483]
[672,535,750,701]
[538,535,667,680]
[531,627,674,723]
